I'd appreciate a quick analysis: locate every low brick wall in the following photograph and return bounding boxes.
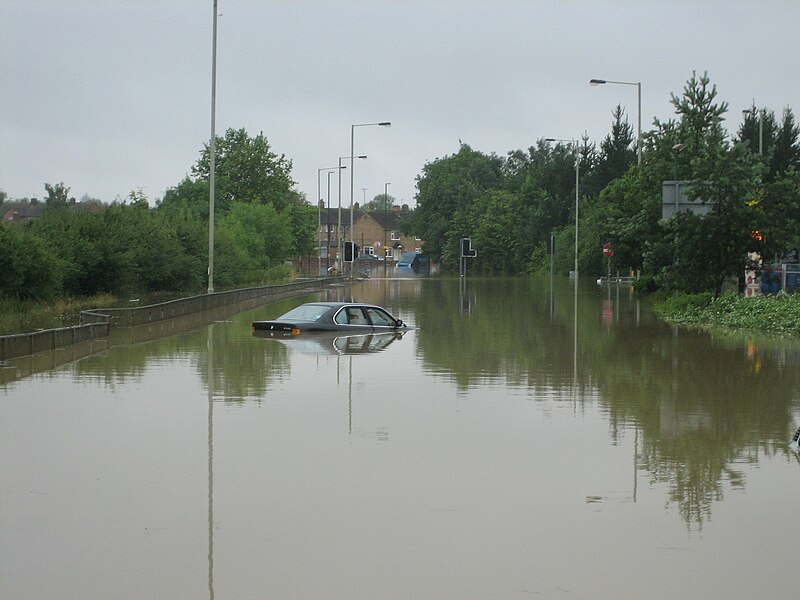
[0,277,339,361]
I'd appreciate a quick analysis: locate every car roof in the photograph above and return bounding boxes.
[301,302,381,309]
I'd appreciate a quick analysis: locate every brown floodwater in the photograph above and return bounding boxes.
[2,276,799,599]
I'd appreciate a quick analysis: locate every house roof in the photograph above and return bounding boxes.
[1,202,44,222]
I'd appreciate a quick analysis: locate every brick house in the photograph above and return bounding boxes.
[1,199,44,223]
[352,207,422,263]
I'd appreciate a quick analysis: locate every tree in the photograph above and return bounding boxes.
[191,128,296,212]
[44,182,72,210]
[411,143,504,263]
[584,105,636,194]
[363,193,397,211]
[467,190,530,274]
[635,72,762,295]
[0,223,62,299]
[156,177,211,218]
[213,202,294,286]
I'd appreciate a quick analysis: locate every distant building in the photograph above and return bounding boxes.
[1,199,44,224]
[315,203,423,266]
[1,198,103,225]
[352,207,422,263]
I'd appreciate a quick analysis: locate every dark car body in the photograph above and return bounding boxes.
[251,302,405,336]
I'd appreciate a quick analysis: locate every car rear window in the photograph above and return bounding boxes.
[280,305,329,321]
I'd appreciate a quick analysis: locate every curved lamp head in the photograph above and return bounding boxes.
[589,79,606,86]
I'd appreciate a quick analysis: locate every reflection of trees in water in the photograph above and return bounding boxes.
[415,277,577,390]
[600,324,800,527]
[414,277,800,526]
[72,304,296,402]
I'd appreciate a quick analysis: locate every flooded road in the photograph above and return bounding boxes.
[2,277,799,599]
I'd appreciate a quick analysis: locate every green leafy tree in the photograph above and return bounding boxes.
[411,143,504,264]
[213,201,294,286]
[638,72,762,294]
[0,223,62,299]
[363,193,397,211]
[280,193,317,256]
[44,182,71,210]
[191,128,296,212]
[467,190,530,274]
[584,105,636,194]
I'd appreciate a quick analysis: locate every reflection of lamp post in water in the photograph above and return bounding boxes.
[206,323,215,600]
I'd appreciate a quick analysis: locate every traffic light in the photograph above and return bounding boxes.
[343,241,355,262]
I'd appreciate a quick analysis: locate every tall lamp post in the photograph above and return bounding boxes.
[383,182,390,277]
[318,166,344,276]
[590,78,642,166]
[350,122,391,275]
[326,170,338,271]
[337,155,367,272]
[546,138,580,279]
[207,0,219,293]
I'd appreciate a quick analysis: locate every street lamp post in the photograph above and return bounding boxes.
[350,121,391,276]
[207,0,219,294]
[545,138,580,279]
[742,108,764,155]
[590,78,642,166]
[384,182,390,277]
[337,155,367,273]
[318,166,344,276]
[326,170,337,271]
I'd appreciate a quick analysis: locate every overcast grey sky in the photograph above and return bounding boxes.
[2,1,798,209]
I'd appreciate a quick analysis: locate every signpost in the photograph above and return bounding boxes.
[602,243,613,282]
[460,237,477,278]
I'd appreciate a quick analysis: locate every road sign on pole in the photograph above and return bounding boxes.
[602,243,614,258]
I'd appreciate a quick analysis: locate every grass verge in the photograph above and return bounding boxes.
[654,291,800,336]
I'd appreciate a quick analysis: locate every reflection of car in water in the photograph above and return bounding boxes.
[252,330,405,355]
[252,302,405,335]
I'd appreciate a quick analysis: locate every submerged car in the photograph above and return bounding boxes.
[252,302,406,336]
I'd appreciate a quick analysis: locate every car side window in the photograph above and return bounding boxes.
[334,309,349,325]
[365,307,394,326]
[346,308,364,324]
